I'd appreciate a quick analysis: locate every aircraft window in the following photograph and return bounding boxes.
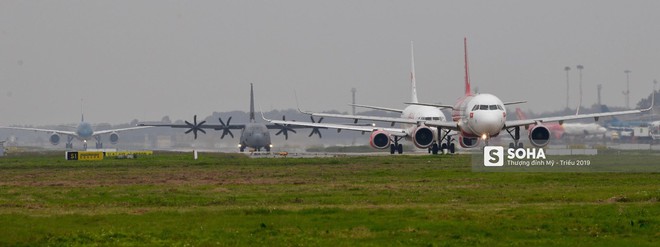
[489,105,498,110]
[472,105,479,111]
[479,105,489,110]
[497,105,504,110]
[433,117,440,120]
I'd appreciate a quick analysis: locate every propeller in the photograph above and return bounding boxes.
[308,116,324,138]
[217,117,235,139]
[274,115,297,140]
[184,115,206,139]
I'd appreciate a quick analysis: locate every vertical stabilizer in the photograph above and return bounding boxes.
[515,108,527,120]
[249,83,255,122]
[464,37,472,96]
[410,41,419,103]
[80,98,85,122]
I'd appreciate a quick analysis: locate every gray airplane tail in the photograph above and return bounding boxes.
[249,83,255,122]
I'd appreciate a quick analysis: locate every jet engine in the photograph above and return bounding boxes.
[459,136,479,148]
[412,126,434,148]
[369,130,391,149]
[109,132,119,145]
[49,133,60,145]
[529,125,551,147]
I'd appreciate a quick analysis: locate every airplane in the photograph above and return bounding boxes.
[0,114,151,150]
[264,38,653,152]
[515,108,607,139]
[138,83,311,152]
[267,41,452,154]
[600,105,653,130]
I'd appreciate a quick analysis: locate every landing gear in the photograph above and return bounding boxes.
[94,136,103,149]
[239,144,245,152]
[431,143,439,155]
[505,126,523,149]
[66,136,74,150]
[437,127,456,154]
[389,137,403,154]
[265,145,271,152]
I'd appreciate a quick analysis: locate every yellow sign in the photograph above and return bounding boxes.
[66,151,104,161]
[104,151,153,157]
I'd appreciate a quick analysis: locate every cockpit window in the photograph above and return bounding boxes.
[489,105,498,110]
[479,105,488,110]
[497,105,504,110]
[472,105,479,111]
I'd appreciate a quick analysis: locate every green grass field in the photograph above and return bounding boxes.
[0,151,658,246]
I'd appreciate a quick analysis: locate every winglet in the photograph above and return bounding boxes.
[464,37,472,96]
[643,85,655,112]
[260,107,271,121]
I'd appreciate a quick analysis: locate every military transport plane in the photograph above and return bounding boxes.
[1,114,151,149]
[139,83,309,152]
[265,38,653,153]
[266,42,451,154]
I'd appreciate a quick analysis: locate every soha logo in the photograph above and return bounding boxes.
[483,146,504,166]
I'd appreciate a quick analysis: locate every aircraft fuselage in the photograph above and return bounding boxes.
[239,122,272,151]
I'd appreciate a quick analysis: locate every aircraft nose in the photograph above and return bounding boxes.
[473,111,505,135]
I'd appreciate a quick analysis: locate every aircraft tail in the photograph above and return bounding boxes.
[464,37,472,96]
[515,108,528,120]
[80,98,85,122]
[249,83,255,122]
[410,41,419,103]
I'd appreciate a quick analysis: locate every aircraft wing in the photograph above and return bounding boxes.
[349,104,404,113]
[504,107,653,129]
[0,126,77,136]
[94,126,154,135]
[137,123,245,130]
[298,109,420,125]
[420,120,461,130]
[262,114,408,137]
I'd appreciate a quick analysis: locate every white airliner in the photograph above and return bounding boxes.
[265,38,653,152]
[139,83,307,152]
[266,42,451,154]
[1,114,151,149]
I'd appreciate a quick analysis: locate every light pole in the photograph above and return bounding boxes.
[564,66,571,109]
[577,65,584,111]
[624,70,631,109]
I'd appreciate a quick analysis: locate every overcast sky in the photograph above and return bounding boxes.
[1,1,658,125]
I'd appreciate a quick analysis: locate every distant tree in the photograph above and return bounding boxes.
[161,116,172,123]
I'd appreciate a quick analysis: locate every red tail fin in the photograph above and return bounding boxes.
[515,108,527,120]
[464,37,471,96]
